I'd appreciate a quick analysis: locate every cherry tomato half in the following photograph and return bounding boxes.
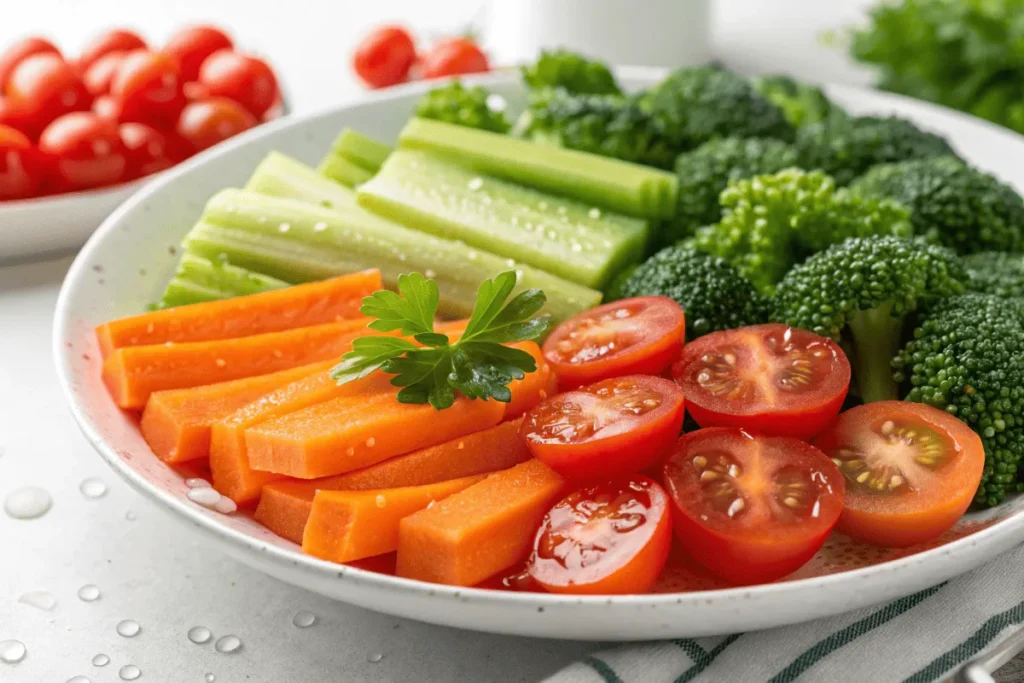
[0,124,42,199]
[543,296,685,390]
[663,428,845,585]
[39,112,125,191]
[77,29,147,72]
[83,51,126,97]
[111,50,185,128]
[119,122,173,179]
[420,37,489,80]
[198,50,278,118]
[7,54,91,137]
[0,37,60,93]
[521,375,686,480]
[812,401,985,547]
[163,25,233,82]
[672,324,850,440]
[175,97,256,153]
[353,25,416,88]
[529,476,672,594]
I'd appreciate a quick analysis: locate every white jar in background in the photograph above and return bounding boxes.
[486,0,713,68]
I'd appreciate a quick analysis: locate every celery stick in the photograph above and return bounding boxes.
[184,188,602,321]
[331,128,392,171]
[357,149,647,289]
[158,253,289,308]
[397,117,678,219]
[246,152,358,210]
[317,153,374,188]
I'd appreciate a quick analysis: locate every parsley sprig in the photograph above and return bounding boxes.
[331,271,550,410]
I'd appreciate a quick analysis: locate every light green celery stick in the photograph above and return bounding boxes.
[158,253,289,308]
[245,151,358,209]
[317,153,373,187]
[331,128,392,171]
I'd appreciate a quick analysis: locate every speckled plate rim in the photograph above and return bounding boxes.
[52,68,1024,640]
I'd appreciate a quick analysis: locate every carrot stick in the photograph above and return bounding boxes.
[396,459,565,586]
[102,318,371,410]
[140,360,335,463]
[504,341,557,419]
[301,475,486,562]
[253,417,530,541]
[96,270,381,357]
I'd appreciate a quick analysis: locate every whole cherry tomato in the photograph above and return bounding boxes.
[77,29,147,72]
[175,96,256,152]
[91,94,122,122]
[0,97,37,137]
[83,51,126,96]
[7,54,91,137]
[198,50,278,118]
[119,122,173,179]
[419,37,489,79]
[352,25,416,88]
[163,25,233,81]
[39,111,126,191]
[0,37,60,93]
[0,124,43,199]
[111,50,185,128]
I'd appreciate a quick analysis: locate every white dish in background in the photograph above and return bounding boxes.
[53,69,1024,641]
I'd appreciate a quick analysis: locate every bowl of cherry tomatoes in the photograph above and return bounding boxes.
[0,25,283,260]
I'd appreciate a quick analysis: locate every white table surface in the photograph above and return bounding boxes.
[0,2,901,682]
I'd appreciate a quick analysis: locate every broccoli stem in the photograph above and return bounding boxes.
[846,304,902,403]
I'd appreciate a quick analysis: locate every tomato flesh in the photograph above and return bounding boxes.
[543,295,685,390]
[0,124,42,199]
[663,428,845,585]
[39,112,126,191]
[672,324,850,440]
[812,401,985,547]
[529,476,672,594]
[521,375,685,480]
[353,25,416,88]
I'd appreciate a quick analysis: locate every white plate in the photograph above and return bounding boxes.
[52,69,1024,641]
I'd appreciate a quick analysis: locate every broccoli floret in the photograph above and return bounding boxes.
[512,88,678,168]
[795,115,957,185]
[851,156,1024,255]
[963,252,1024,299]
[894,294,1024,506]
[690,168,912,293]
[773,235,965,404]
[414,81,510,134]
[521,49,621,95]
[614,244,768,339]
[664,137,801,245]
[752,74,844,128]
[642,65,795,150]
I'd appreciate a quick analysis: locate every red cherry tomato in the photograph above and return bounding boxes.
[543,296,685,390]
[119,122,173,179]
[91,94,122,122]
[529,476,672,594]
[813,401,985,547]
[352,25,416,88]
[198,50,278,118]
[672,324,850,440]
[0,124,42,199]
[163,25,233,82]
[175,97,256,152]
[0,97,37,137]
[83,51,127,96]
[39,112,126,191]
[521,375,686,480]
[0,37,60,93]
[77,29,147,72]
[420,37,489,79]
[7,54,91,137]
[475,563,541,592]
[663,427,845,585]
[111,50,185,128]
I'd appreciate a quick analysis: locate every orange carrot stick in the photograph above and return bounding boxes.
[396,459,565,586]
[96,270,381,357]
[504,341,557,419]
[253,417,530,542]
[102,318,371,410]
[301,475,486,562]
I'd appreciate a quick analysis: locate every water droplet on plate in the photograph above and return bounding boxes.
[213,497,237,514]
[66,676,91,683]
[78,584,101,602]
[79,478,107,499]
[187,487,221,507]
[188,626,212,644]
[92,654,109,667]
[119,664,141,680]
[116,619,141,638]
[292,611,317,628]
[185,478,210,489]
[0,639,26,663]
[205,674,216,682]
[214,635,241,654]
[367,652,383,663]
[18,590,56,611]
[4,486,52,519]
[125,510,137,521]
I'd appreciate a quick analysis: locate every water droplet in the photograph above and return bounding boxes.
[66,677,91,683]
[92,654,109,667]
[80,478,107,499]
[188,626,212,644]
[78,585,101,602]
[116,619,141,638]
[205,675,216,682]
[367,652,383,663]
[187,487,221,507]
[119,664,141,680]
[313,221,327,232]
[4,486,52,519]
[214,635,241,654]
[467,177,483,191]
[292,611,317,628]
[213,497,237,514]
[185,478,210,489]
[424,269,436,279]
[588,208,602,219]
[125,510,137,521]
[0,640,26,663]
[485,93,507,112]
[278,222,291,233]
[18,590,56,611]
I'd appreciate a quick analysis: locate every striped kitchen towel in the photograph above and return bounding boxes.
[547,542,1024,683]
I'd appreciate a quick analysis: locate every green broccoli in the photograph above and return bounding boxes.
[512,88,679,168]
[894,293,1024,506]
[851,156,1024,255]
[521,49,621,95]
[773,235,965,404]
[664,137,801,245]
[613,244,768,339]
[690,168,913,293]
[641,65,795,150]
[795,115,956,185]
[752,74,844,128]
[963,252,1024,299]
[414,81,510,134]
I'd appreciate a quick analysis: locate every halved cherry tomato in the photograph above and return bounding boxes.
[175,97,256,153]
[521,375,686,479]
[7,54,91,137]
[163,25,233,82]
[663,428,845,585]
[529,476,672,594]
[672,324,850,440]
[420,37,489,80]
[119,122,173,179]
[198,50,278,118]
[0,37,60,93]
[77,29,147,72]
[475,563,541,592]
[111,50,185,128]
[0,124,42,199]
[39,112,125,191]
[543,296,685,390]
[83,51,126,96]
[353,25,416,88]
[812,401,984,547]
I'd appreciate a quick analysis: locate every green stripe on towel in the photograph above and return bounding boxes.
[674,634,742,683]
[583,655,624,683]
